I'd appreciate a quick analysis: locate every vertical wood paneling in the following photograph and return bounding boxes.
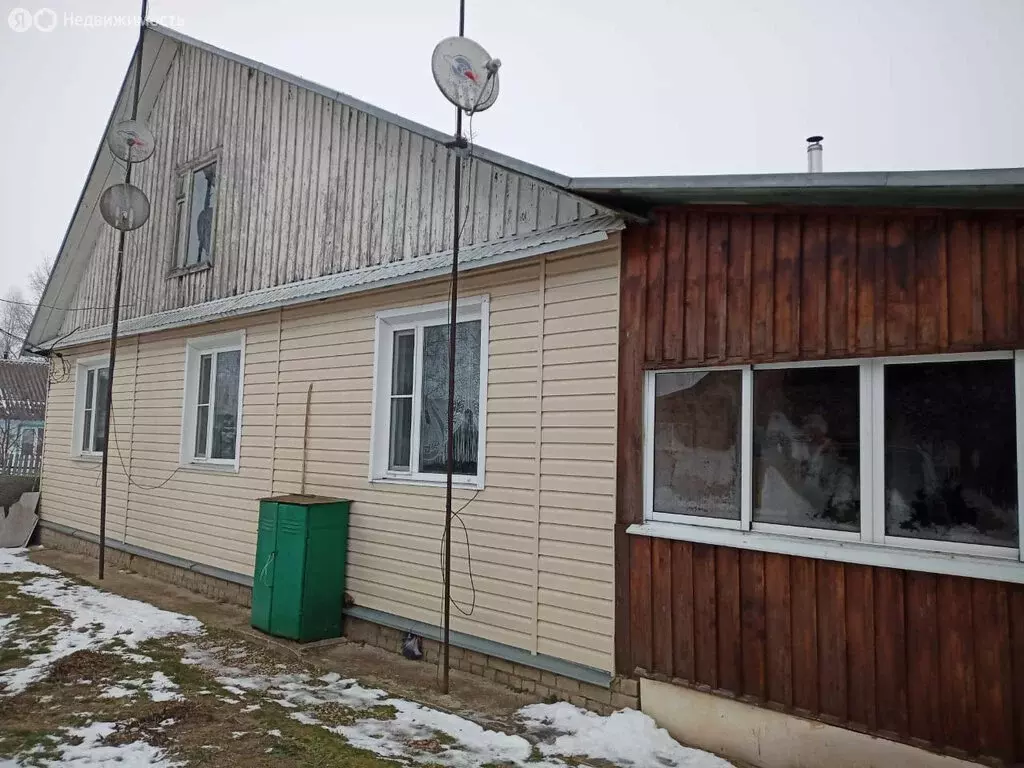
[816,561,847,722]
[914,217,942,349]
[973,580,1014,762]
[671,540,695,681]
[800,215,827,356]
[773,215,801,356]
[68,45,600,328]
[827,215,854,354]
[905,572,941,745]
[651,537,673,676]
[874,568,908,735]
[938,576,978,753]
[645,220,666,363]
[790,556,818,712]
[764,552,793,707]
[750,214,775,358]
[704,215,729,361]
[715,547,742,693]
[629,535,653,673]
[727,214,752,360]
[844,563,876,730]
[739,550,766,700]
[621,206,1024,766]
[693,543,718,688]
[662,212,686,362]
[683,213,707,362]
[884,219,915,350]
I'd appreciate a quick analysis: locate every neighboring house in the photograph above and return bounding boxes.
[0,359,47,470]
[24,22,1024,768]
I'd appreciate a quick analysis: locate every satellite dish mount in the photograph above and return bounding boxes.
[430,8,503,698]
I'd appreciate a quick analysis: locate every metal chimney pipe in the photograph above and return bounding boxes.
[806,135,823,173]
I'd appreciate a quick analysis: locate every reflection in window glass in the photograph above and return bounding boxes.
[389,331,415,471]
[885,360,1018,548]
[652,370,742,519]
[210,350,240,460]
[418,321,481,475]
[184,163,217,266]
[753,367,860,531]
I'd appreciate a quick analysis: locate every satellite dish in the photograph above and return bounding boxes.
[99,183,151,231]
[431,36,500,113]
[108,119,155,163]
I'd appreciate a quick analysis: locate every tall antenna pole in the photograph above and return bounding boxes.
[98,0,148,580]
[440,0,467,696]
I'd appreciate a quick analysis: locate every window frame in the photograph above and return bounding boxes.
[19,426,42,458]
[641,351,1024,575]
[369,296,490,490]
[180,331,245,472]
[170,152,219,274]
[72,355,110,459]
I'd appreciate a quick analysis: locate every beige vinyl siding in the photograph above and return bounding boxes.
[40,240,619,672]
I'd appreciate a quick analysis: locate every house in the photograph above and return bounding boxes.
[25,22,1024,768]
[27,24,626,707]
[0,358,47,468]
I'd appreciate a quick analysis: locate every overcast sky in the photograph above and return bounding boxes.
[1,0,1022,300]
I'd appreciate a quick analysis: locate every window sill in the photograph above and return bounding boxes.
[179,460,239,475]
[370,475,483,492]
[166,262,212,279]
[628,521,1024,585]
[71,454,102,463]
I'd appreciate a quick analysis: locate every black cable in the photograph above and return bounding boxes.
[108,405,183,491]
[0,295,133,312]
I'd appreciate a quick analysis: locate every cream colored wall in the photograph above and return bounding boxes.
[40,239,619,672]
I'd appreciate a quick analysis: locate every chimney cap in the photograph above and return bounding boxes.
[806,135,824,144]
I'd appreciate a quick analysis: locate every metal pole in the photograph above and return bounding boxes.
[98,4,147,580]
[441,0,467,697]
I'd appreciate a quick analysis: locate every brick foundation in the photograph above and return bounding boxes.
[38,524,640,714]
[38,526,252,607]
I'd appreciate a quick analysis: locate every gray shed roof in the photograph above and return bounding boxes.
[570,168,1024,210]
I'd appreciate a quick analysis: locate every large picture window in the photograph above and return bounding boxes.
[370,297,489,488]
[74,358,109,457]
[181,332,244,469]
[644,353,1024,566]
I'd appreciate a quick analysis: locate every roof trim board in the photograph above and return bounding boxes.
[49,216,622,349]
[27,31,180,350]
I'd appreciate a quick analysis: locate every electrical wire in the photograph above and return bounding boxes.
[107,406,184,491]
[0,294,134,312]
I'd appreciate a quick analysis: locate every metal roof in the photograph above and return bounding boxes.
[570,168,1024,210]
[52,216,622,349]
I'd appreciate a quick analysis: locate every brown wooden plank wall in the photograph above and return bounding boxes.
[617,207,1024,765]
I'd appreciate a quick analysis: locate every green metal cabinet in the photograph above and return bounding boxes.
[251,495,351,642]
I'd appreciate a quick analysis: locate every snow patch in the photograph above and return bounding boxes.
[38,721,182,767]
[0,551,202,695]
[0,550,56,574]
[520,702,733,767]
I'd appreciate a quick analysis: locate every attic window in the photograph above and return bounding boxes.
[174,161,218,268]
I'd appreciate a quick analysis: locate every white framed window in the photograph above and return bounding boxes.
[73,356,110,457]
[180,331,244,470]
[173,156,218,269]
[642,351,1024,578]
[369,296,489,489]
